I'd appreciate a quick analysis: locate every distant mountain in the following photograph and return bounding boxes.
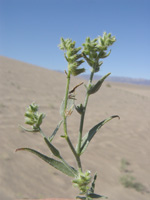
[81,74,150,85]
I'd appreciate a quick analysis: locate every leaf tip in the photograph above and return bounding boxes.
[15,148,25,152]
[112,115,120,120]
[116,115,120,120]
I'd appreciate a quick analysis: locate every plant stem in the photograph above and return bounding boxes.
[63,71,70,138]
[39,128,46,137]
[76,69,95,157]
[66,135,82,169]
[63,69,82,169]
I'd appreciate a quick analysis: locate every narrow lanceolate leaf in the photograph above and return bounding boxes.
[49,120,63,142]
[76,196,86,200]
[88,193,108,199]
[89,173,97,193]
[19,125,40,132]
[16,148,77,177]
[44,137,77,176]
[88,73,111,95]
[80,115,119,154]
[44,137,61,159]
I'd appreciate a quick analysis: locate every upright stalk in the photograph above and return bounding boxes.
[63,70,82,169]
[63,71,71,138]
[76,69,95,158]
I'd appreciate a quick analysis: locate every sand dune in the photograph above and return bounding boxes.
[0,56,150,200]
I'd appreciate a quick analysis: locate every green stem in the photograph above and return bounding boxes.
[63,69,82,169]
[66,136,82,169]
[63,71,70,138]
[76,69,95,157]
[39,128,46,138]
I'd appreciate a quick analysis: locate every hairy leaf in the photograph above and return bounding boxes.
[88,193,108,199]
[80,115,119,154]
[49,120,63,142]
[16,148,77,177]
[89,173,97,194]
[76,196,86,200]
[44,137,61,158]
[88,73,111,95]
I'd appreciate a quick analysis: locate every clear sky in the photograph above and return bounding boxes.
[0,0,150,79]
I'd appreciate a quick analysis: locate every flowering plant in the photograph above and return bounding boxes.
[16,32,119,199]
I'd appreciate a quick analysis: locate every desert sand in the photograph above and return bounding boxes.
[0,56,150,200]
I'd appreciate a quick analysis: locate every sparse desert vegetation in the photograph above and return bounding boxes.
[120,158,148,193]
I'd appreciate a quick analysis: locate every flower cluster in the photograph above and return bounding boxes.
[72,170,92,194]
[24,102,45,131]
[82,32,116,72]
[58,38,85,76]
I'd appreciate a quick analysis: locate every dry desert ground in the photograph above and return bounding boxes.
[0,56,150,200]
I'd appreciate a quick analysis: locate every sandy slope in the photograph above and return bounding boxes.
[0,56,150,200]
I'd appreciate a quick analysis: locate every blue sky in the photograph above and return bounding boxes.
[0,0,150,79]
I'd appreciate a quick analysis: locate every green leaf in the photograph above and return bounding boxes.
[89,173,97,193]
[80,115,120,154]
[19,125,40,132]
[88,193,108,199]
[44,137,78,177]
[75,104,84,115]
[76,196,86,200]
[49,120,63,142]
[88,73,111,95]
[16,148,77,177]
[70,67,85,76]
[44,137,61,159]
[100,50,111,58]
[36,113,45,128]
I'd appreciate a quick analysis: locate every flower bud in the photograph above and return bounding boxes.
[72,170,91,194]
[58,37,67,50]
[70,67,85,76]
[36,113,45,128]
[24,103,45,130]
[24,111,35,119]
[68,41,75,49]
[75,104,84,114]
[28,103,38,112]
[25,118,35,125]
[67,54,82,63]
